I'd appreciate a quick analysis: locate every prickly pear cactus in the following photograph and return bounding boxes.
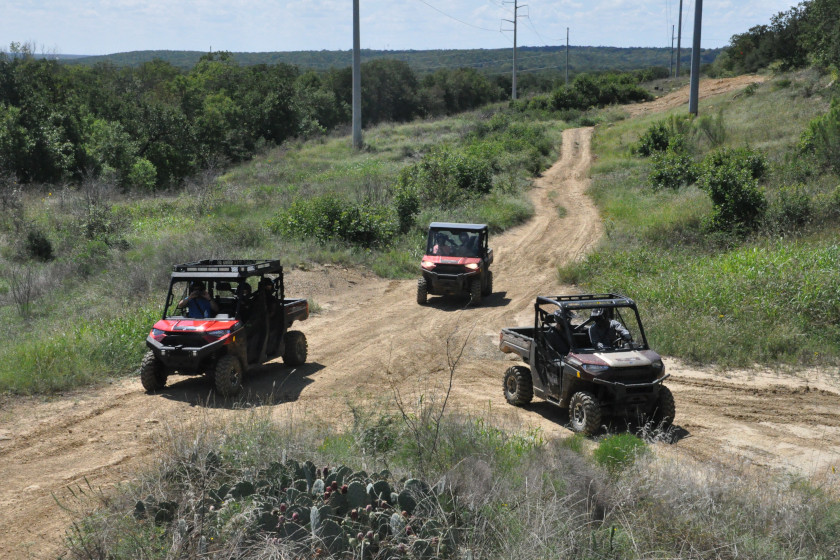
[128,459,458,557]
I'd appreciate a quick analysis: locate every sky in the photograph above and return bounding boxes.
[1,0,802,56]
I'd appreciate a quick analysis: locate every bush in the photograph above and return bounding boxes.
[397,146,492,207]
[767,183,812,231]
[271,196,397,249]
[635,122,677,157]
[24,226,54,261]
[800,99,840,174]
[127,158,157,192]
[648,147,699,190]
[698,148,768,232]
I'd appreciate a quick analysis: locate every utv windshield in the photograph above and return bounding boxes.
[566,306,647,351]
[427,229,481,258]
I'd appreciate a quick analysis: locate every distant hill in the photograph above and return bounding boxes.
[63,46,722,76]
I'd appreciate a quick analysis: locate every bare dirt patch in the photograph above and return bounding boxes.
[2,77,838,559]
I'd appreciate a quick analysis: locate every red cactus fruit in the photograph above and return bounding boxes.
[350,509,358,520]
[365,504,373,513]
[357,531,364,540]
[341,484,349,494]
[401,510,409,518]
[405,526,414,535]
[279,503,287,513]
[366,530,375,540]
[292,512,300,521]
[331,480,339,491]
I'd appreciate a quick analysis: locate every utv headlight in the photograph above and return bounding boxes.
[150,328,166,341]
[651,360,664,371]
[465,263,479,270]
[206,329,230,338]
[582,363,609,374]
[421,260,436,270]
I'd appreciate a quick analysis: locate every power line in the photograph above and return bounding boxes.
[411,0,501,33]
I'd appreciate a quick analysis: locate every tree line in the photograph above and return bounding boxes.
[712,0,840,74]
[0,47,507,190]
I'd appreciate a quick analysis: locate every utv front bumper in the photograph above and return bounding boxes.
[146,336,226,373]
[422,268,480,295]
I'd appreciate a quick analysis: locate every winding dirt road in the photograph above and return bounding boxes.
[2,79,839,559]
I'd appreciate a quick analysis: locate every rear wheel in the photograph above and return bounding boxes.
[503,366,533,406]
[569,391,602,435]
[214,354,243,397]
[282,330,308,366]
[416,278,428,305]
[469,278,482,306]
[482,270,493,297]
[140,350,167,393]
[651,385,676,428]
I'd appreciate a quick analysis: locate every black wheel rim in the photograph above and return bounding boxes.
[505,375,517,395]
[573,403,585,425]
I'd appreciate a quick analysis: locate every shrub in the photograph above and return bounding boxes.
[767,183,812,231]
[648,147,699,190]
[271,196,397,249]
[698,148,768,233]
[24,226,54,261]
[127,157,157,192]
[696,110,727,147]
[398,146,492,207]
[635,122,675,157]
[392,182,419,234]
[800,99,840,174]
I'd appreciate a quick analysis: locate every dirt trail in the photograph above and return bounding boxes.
[2,77,839,559]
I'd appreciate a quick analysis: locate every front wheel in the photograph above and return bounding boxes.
[469,278,482,306]
[417,278,428,305]
[651,385,676,428]
[568,391,602,435]
[482,270,493,297]
[503,365,533,406]
[282,330,308,366]
[213,354,243,397]
[140,350,167,393]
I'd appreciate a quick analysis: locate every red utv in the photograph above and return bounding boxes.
[140,260,309,396]
[417,222,494,306]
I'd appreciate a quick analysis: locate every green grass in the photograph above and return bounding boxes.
[566,70,840,366]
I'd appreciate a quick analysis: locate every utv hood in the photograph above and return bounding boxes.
[153,318,239,332]
[421,255,482,265]
[593,350,659,368]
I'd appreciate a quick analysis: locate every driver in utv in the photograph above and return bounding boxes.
[177,281,219,318]
[588,307,631,349]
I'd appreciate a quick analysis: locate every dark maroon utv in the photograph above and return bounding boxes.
[499,293,675,434]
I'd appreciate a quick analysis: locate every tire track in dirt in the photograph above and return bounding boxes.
[2,77,838,558]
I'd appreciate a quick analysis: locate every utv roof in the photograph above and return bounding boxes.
[537,293,637,310]
[429,222,488,231]
[171,259,282,279]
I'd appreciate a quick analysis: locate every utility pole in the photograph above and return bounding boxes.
[352,0,362,149]
[676,0,683,77]
[688,0,703,115]
[503,0,526,100]
[565,27,569,86]
[670,25,675,78]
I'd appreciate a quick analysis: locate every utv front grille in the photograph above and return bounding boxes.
[601,367,657,385]
[161,334,206,347]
